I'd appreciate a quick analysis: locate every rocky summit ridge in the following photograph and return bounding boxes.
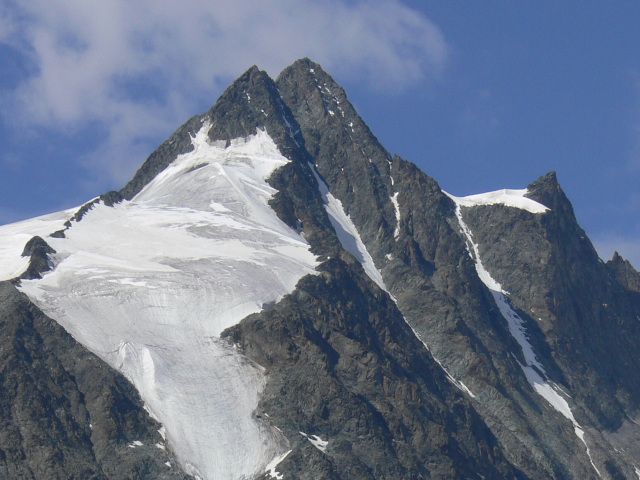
[1,58,640,479]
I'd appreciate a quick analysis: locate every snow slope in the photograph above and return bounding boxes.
[16,124,318,480]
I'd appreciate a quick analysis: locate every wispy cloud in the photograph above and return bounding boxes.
[0,0,449,189]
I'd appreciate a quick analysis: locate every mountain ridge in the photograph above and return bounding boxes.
[1,58,640,479]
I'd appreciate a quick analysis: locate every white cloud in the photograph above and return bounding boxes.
[0,0,449,188]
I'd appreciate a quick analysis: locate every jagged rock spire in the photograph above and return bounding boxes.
[121,64,305,200]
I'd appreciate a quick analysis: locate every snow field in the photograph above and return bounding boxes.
[17,125,317,480]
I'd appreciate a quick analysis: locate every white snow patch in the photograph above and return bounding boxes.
[445,189,548,214]
[391,191,401,239]
[328,109,335,116]
[449,198,600,477]
[165,462,171,468]
[635,467,640,479]
[0,209,75,281]
[128,440,143,448]
[16,126,315,480]
[309,163,387,292]
[493,292,545,374]
[156,443,166,450]
[300,432,328,452]
[111,278,156,288]
[184,462,203,479]
[519,362,573,423]
[265,449,291,479]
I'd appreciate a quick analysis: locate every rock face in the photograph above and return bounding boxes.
[223,256,523,480]
[2,58,640,479]
[0,282,189,480]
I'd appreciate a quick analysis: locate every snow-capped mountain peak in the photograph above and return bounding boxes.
[17,124,317,480]
[3,60,640,480]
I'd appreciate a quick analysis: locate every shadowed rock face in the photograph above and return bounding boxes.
[0,282,191,480]
[6,59,640,479]
[607,251,640,294]
[19,236,56,280]
[463,173,640,426]
[273,59,640,478]
[223,255,525,480]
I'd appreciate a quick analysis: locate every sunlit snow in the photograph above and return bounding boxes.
[300,431,328,452]
[15,125,317,480]
[446,188,548,214]
[391,189,401,239]
[264,450,291,480]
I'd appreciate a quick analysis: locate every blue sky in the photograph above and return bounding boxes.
[1,1,640,267]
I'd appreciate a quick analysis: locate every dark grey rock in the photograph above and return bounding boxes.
[606,251,640,293]
[18,236,56,280]
[275,60,640,478]
[225,256,526,480]
[459,172,640,476]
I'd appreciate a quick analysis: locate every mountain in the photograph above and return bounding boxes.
[1,58,640,479]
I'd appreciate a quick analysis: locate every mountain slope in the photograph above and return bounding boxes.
[276,58,640,478]
[18,126,317,480]
[0,281,188,479]
[1,58,640,479]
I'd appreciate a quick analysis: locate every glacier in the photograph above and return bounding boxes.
[11,124,318,480]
